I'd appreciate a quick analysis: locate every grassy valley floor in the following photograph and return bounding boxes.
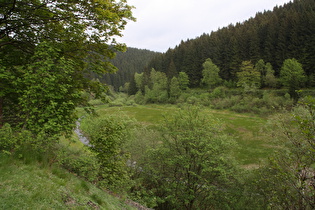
[93,104,276,168]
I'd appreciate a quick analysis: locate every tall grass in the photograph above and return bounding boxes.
[0,154,135,209]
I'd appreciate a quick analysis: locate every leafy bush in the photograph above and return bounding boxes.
[210,86,227,98]
[108,98,125,107]
[0,124,17,155]
[253,97,315,209]
[176,92,191,104]
[58,145,100,182]
[231,103,249,113]
[136,107,240,209]
[89,99,105,106]
[80,114,132,192]
[0,124,58,163]
[134,91,145,104]
[223,80,237,88]
[199,93,211,106]
[186,95,200,105]
[211,95,242,110]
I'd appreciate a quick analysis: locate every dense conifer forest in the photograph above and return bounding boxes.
[98,47,159,90]
[144,0,315,87]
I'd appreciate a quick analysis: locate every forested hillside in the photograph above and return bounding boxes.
[98,48,159,90]
[146,0,315,87]
[2,0,315,209]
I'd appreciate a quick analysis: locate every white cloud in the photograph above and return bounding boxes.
[118,0,292,52]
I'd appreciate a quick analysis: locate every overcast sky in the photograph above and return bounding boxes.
[118,0,292,52]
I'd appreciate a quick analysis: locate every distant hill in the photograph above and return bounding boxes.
[100,47,160,90]
[146,0,315,87]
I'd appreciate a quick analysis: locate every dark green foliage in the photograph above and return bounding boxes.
[255,59,267,87]
[146,0,315,86]
[127,76,138,95]
[100,48,160,90]
[144,69,169,103]
[167,59,178,79]
[0,0,134,70]
[265,63,278,88]
[0,0,134,132]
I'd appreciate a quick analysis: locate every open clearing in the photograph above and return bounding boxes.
[93,104,276,167]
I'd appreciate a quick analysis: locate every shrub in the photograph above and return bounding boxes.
[58,145,100,182]
[89,99,105,106]
[223,80,237,88]
[108,98,125,107]
[125,98,136,106]
[249,97,264,108]
[0,124,17,155]
[199,93,211,106]
[211,95,242,110]
[231,104,248,113]
[254,97,315,209]
[186,96,200,105]
[134,91,145,104]
[210,86,226,98]
[0,124,57,163]
[137,107,239,209]
[176,92,191,104]
[80,114,132,192]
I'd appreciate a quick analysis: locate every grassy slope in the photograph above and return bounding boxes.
[0,155,135,210]
[94,104,275,168]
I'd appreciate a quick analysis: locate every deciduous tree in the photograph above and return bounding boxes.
[169,76,181,100]
[134,72,144,93]
[255,59,267,87]
[145,69,168,103]
[201,58,222,88]
[265,62,277,88]
[16,42,86,136]
[280,58,306,100]
[0,0,135,129]
[178,71,189,90]
[237,61,261,90]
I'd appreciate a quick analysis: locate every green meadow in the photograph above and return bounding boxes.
[92,104,274,168]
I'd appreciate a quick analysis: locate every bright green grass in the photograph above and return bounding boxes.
[102,105,176,123]
[92,104,276,168]
[206,109,275,167]
[0,155,135,210]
